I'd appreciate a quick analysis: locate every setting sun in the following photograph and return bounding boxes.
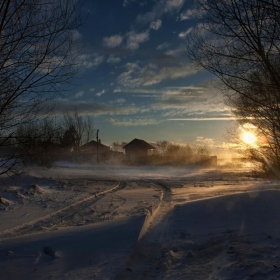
[242,131,256,145]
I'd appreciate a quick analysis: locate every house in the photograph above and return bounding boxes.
[123,138,155,161]
[74,140,110,162]
[79,140,110,155]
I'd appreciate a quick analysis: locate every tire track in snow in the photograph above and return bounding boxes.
[0,181,126,239]
[116,180,175,279]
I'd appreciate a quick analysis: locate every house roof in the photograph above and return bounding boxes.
[79,140,110,151]
[123,138,155,150]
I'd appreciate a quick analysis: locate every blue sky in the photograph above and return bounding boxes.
[55,0,234,154]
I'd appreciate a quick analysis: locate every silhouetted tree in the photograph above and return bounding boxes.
[62,109,95,148]
[187,0,280,175]
[15,118,61,167]
[60,125,79,151]
[0,0,84,174]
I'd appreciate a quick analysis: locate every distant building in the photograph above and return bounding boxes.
[79,140,110,155]
[123,138,155,161]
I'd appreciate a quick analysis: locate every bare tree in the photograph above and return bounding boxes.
[62,109,95,149]
[84,116,95,144]
[188,0,280,175]
[15,117,62,167]
[15,112,95,168]
[0,0,84,174]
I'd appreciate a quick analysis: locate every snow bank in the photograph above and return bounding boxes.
[165,190,280,279]
[138,191,163,240]
[0,216,145,280]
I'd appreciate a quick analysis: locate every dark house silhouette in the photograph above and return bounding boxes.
[123,138,155,160]
[79,140,110,155]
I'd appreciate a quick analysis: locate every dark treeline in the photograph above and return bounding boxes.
[6,111,95,168]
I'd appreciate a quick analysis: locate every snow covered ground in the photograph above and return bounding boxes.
[0,164,280,279]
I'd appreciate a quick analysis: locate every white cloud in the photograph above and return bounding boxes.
[147,80,231,118]
[179,9,197,20]
[178,27,193,38]
[168,116,235,120]
[117,62,140,86]
[110,117,159,126]
[111,98,126,104]
[74,90,84,98]
[107,55,121,64]
[103,35,123,48]
[96,89,106,97]
[137,11,156,24]
[78,54,94,68]
[164,0,185,12]
[142,65,200,86]
[156,42,170,50]
[115,88,162,95]
[78,54,104,69]
[137,0,185,24]
[90,88,95,92]
[117,63,200,87]
[126,30,150,50]
[150,19,162,30]
[164,44,187,56]
[92,54,104,68]
[111,81,229,120]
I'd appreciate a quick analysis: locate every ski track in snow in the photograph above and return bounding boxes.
[0,181,126,239]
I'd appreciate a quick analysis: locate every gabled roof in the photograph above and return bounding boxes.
[123,138,155,150]
[79,140,109,150]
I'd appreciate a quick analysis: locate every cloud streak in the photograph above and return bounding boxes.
[110,117,160,126]
[96,90,106,97]
[178,8,199,20]
[117,63,201,87]
[52,100,139,116]
[178,27,193,38]
[167,117,235,121]
[136,0,186,24]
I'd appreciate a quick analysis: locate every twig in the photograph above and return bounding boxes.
[262,232,272,238]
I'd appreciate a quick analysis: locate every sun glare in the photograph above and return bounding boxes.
[242,131,256,145]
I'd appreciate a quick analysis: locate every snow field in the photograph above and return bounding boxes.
[0,164,280,279]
